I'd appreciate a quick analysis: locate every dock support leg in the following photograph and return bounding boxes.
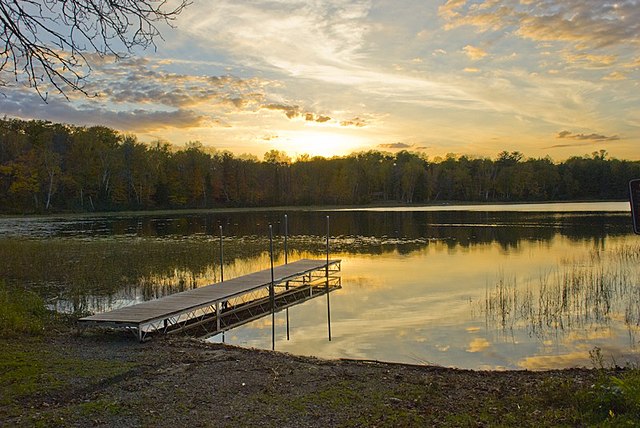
[216,301,221,332]
[286,281,290,341]
[325,216,332,341]
[326,277,332,342]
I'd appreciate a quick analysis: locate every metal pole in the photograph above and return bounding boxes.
[326,215,332,341]
[219,225,224,282]
[285,214,290,340]
[326,216,330,278]
[284,214,288,265]
[269,224,276,350]
[286,306,290,340]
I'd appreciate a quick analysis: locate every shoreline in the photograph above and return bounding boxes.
[1,328,617,427]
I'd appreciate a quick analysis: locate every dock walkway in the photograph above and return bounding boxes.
[79,258,341,341]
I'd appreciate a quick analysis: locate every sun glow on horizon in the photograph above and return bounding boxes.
[276,130,369,159]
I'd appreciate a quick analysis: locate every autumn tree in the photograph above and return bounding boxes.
[264,150,291,205]
[395,151,425,203]
[1,117,639,213]
[121,135,154,208]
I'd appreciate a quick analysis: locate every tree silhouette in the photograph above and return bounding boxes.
[0,0,188,100]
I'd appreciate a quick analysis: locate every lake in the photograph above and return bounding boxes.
[1,201,638,370]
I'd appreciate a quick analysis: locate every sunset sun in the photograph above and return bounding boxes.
[278,130,368,159]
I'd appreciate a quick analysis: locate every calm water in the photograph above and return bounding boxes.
[1,202,638,370]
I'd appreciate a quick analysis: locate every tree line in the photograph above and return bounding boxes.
[1,117,638,214]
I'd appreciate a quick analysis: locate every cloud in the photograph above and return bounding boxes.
[463,45,488,60]
[305,113,332,123]
[378,142,413,149]
[264,105,334,123]
[5,48,343,135]
[545,130,622,148]
[79,56,272,113]
[603,71,627,81]
[0,89,212,132]
[440,0,640,49]
[178,1,480,113]
[181,0,373,75]
[438,0,467,20]
[340,117,367,127]
[563,53,617,68]
[264,103,301,119]
[556,130,620,142]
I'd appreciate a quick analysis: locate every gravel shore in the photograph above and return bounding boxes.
[1,328,603,427]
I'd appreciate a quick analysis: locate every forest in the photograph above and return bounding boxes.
[1,117,639,214]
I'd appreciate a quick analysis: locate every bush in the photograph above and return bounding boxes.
[582,348,640,425]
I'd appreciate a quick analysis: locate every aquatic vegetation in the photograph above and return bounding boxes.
[484,244,640,339]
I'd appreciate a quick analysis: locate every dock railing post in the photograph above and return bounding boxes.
[219,225,224,283]
[269,224,276,351]
[325,216,330,278]
[326,215,332,341]
[284,214,288,265]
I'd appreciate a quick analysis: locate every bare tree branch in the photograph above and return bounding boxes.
[0,0,189,101]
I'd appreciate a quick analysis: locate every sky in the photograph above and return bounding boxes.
[1,0,639,160]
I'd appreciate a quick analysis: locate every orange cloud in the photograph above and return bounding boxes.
[340,117,367,127]
[440,1,640,50]
[463,45,488,60]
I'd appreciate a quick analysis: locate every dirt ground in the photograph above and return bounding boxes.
[0,327,606,428]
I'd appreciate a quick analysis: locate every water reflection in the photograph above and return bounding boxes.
[0,203,638,370]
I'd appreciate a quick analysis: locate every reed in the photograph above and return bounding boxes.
[0,235,334,313]
[484,243,640,338]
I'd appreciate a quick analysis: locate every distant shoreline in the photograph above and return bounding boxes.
[0,199,631,219]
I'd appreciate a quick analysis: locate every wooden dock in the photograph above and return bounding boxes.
[78,258,341,341]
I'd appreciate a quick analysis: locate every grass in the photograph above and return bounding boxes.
[0,344,139,427]
[578,348,640,425]
[235,370,613,427]
[0,281,49,336]
[244,379,431,427]
[0,283,137,425]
